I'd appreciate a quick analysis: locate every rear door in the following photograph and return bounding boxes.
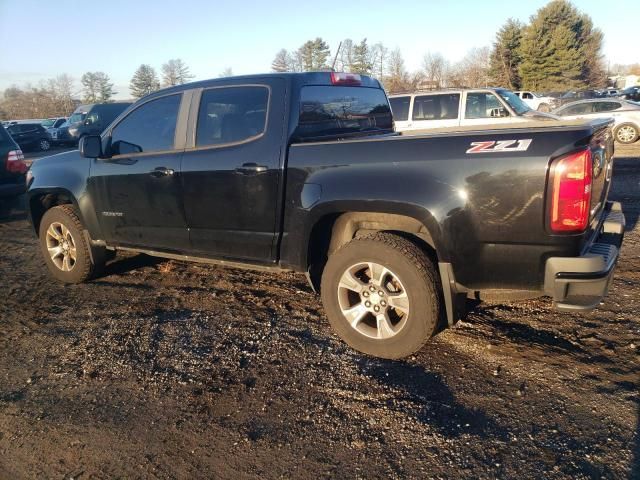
[88,92,188,250]
[180,80,286,262]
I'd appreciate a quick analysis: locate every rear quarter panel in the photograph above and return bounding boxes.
[282,125,604,291]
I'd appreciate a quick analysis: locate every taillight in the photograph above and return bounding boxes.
[6,149,28,174]
[330,72,362,86]
[549,148,592,232]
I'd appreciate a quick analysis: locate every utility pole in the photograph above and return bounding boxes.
[331,41,343,72]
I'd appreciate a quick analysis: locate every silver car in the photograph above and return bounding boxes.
[552,99,640,144]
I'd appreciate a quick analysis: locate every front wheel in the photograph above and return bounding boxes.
[38,205,104,283]
[321,232,443,359]
[614,123,639,144]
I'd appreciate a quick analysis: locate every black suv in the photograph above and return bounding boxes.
[0,124,27,207]
[6,123,52,151]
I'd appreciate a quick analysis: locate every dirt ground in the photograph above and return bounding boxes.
[1,146,639,479]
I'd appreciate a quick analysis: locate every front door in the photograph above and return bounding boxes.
[89,93,188,251]
[460,91,520,127]
[180,81,285,263]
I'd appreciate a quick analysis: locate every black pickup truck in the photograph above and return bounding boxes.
[26,72,625,359]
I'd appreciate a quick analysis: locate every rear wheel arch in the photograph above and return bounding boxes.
[306,211,440,291]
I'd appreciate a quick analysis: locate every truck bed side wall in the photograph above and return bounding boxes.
[281,127,603,292]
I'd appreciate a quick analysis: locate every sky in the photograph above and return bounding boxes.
[0,0,638,99]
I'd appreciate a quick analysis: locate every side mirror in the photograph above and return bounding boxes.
[79,135,103,158]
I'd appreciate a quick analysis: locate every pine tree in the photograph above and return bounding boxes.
[297,38,331,71]
[351,39,373,75]
[95,72,116,102]
[271,49,292,72]
[519,0,605,90]
[161,59,194,87]
[81,72,99,103]
[130,64,160,99]
[488,19,523,89]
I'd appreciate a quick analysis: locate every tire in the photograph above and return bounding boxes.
[614,123,639,144]
[38,205,103,283]
[38,138,51,151]
[320,232,442,359]
[538,103,550,113]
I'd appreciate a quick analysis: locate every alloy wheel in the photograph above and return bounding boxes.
[337,262,410,339]
[45,222,77,271]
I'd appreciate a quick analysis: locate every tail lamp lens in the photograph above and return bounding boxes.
[549,148,592,232]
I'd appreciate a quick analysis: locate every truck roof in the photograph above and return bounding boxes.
[143,72,384,100]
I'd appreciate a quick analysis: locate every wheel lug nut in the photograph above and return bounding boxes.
[365,301,371,307]
[374,306,380,312]
[369,286,376,292]
[378,291,384,296]
[363,291,369,297]
[381,300,387,307]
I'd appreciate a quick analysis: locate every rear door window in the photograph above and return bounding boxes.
[560,103,593,116]
[295,86,392,141]
[412,94,459,121]
[196,86,269,147]
[593,101,621,112]
[389,96,411,121]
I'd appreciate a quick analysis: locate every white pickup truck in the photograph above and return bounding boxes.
[514,91,557,112]
[389,88,556,133]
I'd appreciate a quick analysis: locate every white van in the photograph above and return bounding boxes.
[389,88,556,133]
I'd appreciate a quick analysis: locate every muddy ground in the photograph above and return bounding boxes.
[0,146,639,479]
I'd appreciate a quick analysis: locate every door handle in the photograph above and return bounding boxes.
[150,167,175,177]
[235,162,268,175]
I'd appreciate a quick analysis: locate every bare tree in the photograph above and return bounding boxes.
[422,52,449,88]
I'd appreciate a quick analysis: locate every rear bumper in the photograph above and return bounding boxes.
[544,201,625,312]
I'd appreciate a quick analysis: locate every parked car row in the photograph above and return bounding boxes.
[390,87,639,144]
[388,88,555,132]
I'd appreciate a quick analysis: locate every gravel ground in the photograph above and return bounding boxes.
[0,145,639,479]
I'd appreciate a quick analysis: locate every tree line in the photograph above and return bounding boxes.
[270,1,607,93]
[0,58,198,120]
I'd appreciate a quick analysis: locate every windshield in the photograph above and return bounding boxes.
[68,112,87,125]
[497,90,531,115]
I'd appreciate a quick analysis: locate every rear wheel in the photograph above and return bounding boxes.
[614,123,639,144]
[538,103,550,112]
[321,232,442,359]
[38,138,51,151]
[38,205,104,283]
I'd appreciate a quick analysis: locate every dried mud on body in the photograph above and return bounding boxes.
[1,148,639,479]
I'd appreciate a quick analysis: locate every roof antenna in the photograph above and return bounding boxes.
[331,41,343,72]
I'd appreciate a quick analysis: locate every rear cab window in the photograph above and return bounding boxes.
[294,86,393,142]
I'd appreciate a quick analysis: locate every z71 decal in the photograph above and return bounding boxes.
[466,139,532,154]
